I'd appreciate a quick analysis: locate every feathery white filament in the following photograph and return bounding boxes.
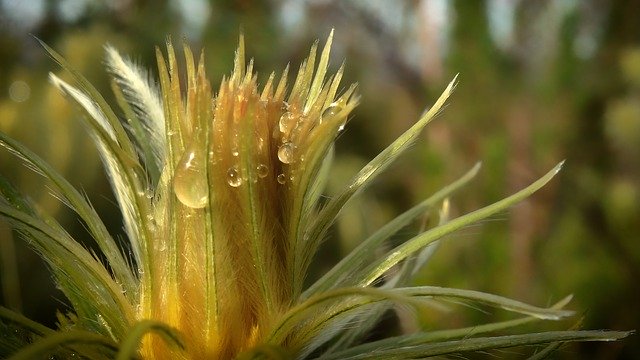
[105,45,166,165]
[49,74,117,141]
[49,73,143,264]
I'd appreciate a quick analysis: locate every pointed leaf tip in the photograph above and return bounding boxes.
[470,161,482,175]
[448,74,459,93]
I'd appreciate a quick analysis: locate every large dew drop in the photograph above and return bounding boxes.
[173,148,209,208]
[256,164,269,178]
[321,102,342,120]
[227,166,243,187]
[278,142,294,164]
[279,112,295,133]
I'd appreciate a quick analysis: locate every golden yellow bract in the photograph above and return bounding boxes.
[142,32,357,358]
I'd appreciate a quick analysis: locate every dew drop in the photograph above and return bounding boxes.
[279,112,295,133]
[256,164,269,178]
[227,166,243,187]
[278,142,294,164]
[232,150,239,157]
[173,147,208,208]
[321,102,342,120]
[277,173,287,184]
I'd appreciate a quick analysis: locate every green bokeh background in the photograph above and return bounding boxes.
[0,1,637,358]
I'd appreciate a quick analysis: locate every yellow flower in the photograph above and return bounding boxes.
[0,32,629,359]
[142,33,357,358]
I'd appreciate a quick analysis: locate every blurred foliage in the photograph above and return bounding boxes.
[0,0,637,358]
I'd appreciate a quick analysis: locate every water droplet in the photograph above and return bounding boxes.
[279,112,295,133]
[227,166,242,187]
[232,150,239,157]
[257,136,266,152]
[277,173,286,184]
[322,102,342,120]
[173,146,209,209]
[256,164,269,178]
[278,142,294,164]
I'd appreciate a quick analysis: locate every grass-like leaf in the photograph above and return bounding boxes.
[0,177,133,338]
[0,132,137,299]
[305,162,481,297]
[322,330,632,359]
[359,161,564,286]
[8,330,118,360]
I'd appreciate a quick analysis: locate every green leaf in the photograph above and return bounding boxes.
[0,132,137,299]
[304,162,480,297]
[321,330,632,359]
[38,39,137,157]
[48,74,153,281]
[0,177,134,339]
[41,39,155,292]
[0,306,54,337]
[116,320,184,360]
[269,286,572,351]
[305,76,458,290]
[359,161,564,286]
[8,330,118,360]
[321,297,574,358]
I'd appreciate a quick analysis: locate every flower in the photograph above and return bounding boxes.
[0,32,630,359]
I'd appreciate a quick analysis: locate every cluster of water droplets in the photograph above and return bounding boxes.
[276,107,303,185]
[172,99,348,209]
[173,134,281,208]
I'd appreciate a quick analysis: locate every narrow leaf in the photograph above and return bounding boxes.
[0,132,137,298]
[305,161,480,297]
[359,161,564,286]
[321,330,632,359]
[307,76,458,280]
[8,330,118,360]
[116,320,184,360]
